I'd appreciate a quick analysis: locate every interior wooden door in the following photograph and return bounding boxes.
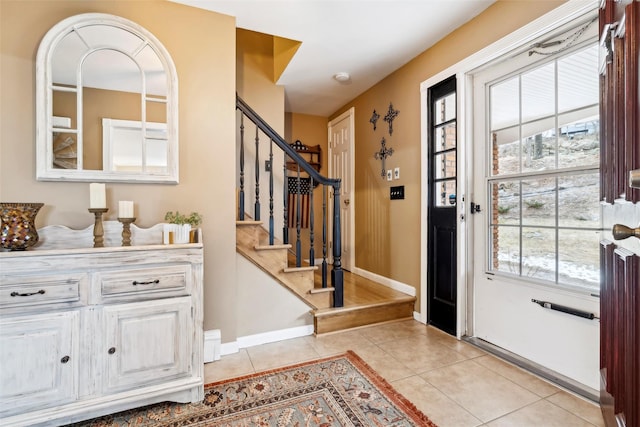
[328,108,354,271]
[599,1,640,426]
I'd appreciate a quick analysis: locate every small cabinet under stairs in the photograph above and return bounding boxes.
[0,222,203,427]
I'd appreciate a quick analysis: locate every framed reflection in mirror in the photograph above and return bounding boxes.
[36,13,178,183]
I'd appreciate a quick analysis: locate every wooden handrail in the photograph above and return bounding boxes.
[236,95,341,190]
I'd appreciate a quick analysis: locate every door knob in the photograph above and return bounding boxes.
[612,224,640,240]
[344,199,350,205]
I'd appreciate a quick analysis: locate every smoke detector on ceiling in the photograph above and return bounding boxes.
[333,72,351,84]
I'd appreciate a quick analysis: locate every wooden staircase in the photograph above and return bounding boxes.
[236,219,416,335]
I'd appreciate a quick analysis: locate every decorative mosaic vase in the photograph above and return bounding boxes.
[0,202,44,251]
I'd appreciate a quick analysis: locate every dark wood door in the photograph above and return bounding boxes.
[599,1,640,426]
[427,76,458,335]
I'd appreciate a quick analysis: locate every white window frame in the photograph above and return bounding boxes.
[483,43,601,292]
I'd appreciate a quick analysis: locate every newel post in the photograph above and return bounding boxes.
[331,183,344,307]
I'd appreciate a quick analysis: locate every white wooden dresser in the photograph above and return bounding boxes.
[0,222,204,426]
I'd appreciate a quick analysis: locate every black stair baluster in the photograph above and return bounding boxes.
[268,139,274,245]
[295,164,302,268]
[283,152,289,245]
[238,113,245,220]
[331,185,343,307]
[309,177,315,267]
[322,185,327,288]
[254,126,260,220]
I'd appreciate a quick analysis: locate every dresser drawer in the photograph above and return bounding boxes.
[0,275,83,308]
[99,264,190,300]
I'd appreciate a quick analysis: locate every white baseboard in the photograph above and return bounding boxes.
[238,324,314,348]
[217,325,314,358]
[350,267,416,296]
[220,340,239,357]
[414,310,426,324]
[203,329,221,363]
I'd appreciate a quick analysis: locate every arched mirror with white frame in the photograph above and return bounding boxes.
[36,13,179,183]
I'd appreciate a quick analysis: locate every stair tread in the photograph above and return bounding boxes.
[283,266,318,273]
[309,287,335,294]
[255,243,292,250]
[236,220,262,226]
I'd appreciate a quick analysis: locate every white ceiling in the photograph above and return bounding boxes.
[171,0,496,116]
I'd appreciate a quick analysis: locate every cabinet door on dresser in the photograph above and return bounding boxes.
[0,311,79,417]
[102,297,192,393]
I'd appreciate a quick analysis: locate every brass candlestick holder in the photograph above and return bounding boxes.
[88,208,108,248]
[118,217,136,246]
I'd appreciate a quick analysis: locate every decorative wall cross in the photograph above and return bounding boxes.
[369,109,380,131]
[384,102,399,135]
[374,137,394,178]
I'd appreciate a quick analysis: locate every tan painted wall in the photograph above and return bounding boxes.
[0,1,238,340]
[329,0,565,308]
[236,29,285,232]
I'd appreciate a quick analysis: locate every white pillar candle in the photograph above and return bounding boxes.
[118,201,134,218]
[89,183,106,209]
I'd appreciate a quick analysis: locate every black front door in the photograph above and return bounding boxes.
[427,76,457,335]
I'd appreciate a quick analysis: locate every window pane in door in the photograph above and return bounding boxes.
[521,119,556,173]
[522,227,556,281]
[522,62,555,122]
[491,225,520,274]
[491,180,520,225]
[435,180,456,207]
[558,111,599,169]
[558,173,600,228]
[492,126,520,176]
[558,229,600,290]
[522,178,556,227]
[558,44,599,113]
[491,76,519,130]
[435,123,456,151]
[434,152,456,179]
[434,93,456,125]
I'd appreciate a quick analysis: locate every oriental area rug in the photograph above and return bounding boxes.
[69,350,437,426]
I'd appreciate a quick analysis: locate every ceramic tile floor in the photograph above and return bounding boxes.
[204,319,605,427]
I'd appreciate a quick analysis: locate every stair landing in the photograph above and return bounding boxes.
[310,265,416,335]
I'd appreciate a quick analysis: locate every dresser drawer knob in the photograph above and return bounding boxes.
[108,347,116,354]
[60,355,70,364]
[10,289,45,297]
[132,279,160,286]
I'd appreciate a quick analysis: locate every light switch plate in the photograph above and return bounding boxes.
[386,170,393,181]
[394,167,400,180]
[390,185,405,200]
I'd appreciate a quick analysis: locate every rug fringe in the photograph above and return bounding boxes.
[344,350,438,427]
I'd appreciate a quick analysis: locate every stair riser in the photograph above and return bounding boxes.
[236,224,262,247]
[314,301,414,335]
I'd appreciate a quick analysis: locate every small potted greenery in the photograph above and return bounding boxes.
[163,211,202,244]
